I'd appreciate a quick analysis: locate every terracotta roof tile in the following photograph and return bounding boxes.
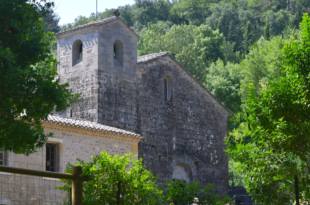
[43,115,141,138]
[137,52,169,64]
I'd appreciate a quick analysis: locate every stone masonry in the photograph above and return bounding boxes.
[55,15,232,196]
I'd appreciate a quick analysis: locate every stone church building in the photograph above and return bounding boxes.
[0,14,232,204]
[55,14,232,194]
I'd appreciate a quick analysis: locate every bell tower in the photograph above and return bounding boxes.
[55,15,139,122]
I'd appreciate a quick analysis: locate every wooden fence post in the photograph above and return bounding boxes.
[72,166,83,205]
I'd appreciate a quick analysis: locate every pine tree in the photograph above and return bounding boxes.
[42,8,61,33]
[264,17,270,40]
[228,20,241,52]
[243,21,253,53]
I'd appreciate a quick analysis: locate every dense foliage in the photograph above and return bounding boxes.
[56,151,232,205]
[42,7,61,33]
[0,0,78,155]
[227,14,310,203]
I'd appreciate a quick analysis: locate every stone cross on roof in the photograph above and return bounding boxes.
[114,9,120,17]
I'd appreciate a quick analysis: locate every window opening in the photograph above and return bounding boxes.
[113,40,123,67]
[46,143,57,172]
[0,148,4,165]
[72,39,83,66]
[79,43,83,59]
[164,76,172,102]
[164,79,168,101]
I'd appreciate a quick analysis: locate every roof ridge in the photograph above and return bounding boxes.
[55,16,139,39]
[137,52,169,64]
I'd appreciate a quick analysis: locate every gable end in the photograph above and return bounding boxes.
[137,52,233,115]
[55,17,139,40]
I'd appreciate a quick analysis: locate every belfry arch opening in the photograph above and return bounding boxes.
[72,39,83,66]
[113,40,123,67]
[164,76,172,102]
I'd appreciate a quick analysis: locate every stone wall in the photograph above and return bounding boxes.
[96,55,230,195]
[57,28,99,122]
[0,123,139,204]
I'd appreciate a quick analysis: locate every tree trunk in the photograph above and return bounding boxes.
[295,175,299,205]
[116,181,122,205]
[246,112,251,130]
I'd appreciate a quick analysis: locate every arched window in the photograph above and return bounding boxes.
[72,40,83,66]
[164,76,172,102]
[113,40,123,67]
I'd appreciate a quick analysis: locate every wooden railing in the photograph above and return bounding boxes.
[0,165,89,205]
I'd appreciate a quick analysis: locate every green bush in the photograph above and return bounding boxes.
[56,151,232,205]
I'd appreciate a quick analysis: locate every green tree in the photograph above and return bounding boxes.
[242,21,254,53]
[206,2,251,54]
[227,20,242,52]
[239,36,286,102]
[226,14,310,204]
[264,17,270,40]
[42,8,61,33]
[267,9,289,37]
[138,23,234,82]
[205,59,242,113]
[227,35,286,142]
[164,180,232,205]
[194,25,226,67]
[118,5,134,27]
[204,58,242,134]
[138,23,207,82]
[57,151,163,204]
[130,0,172,32]
[98,9,115,20]
[169,0,215,25]
[0,0,79,155]
[206,3,239,37]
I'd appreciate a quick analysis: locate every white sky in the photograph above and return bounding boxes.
[52,0,135,25]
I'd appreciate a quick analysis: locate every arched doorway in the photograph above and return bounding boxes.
[172,163,192,183]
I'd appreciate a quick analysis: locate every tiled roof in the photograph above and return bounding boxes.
[136,52,233,114]
[43,115,141,138]
[55,16,139,38]
[137,52,169,64]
